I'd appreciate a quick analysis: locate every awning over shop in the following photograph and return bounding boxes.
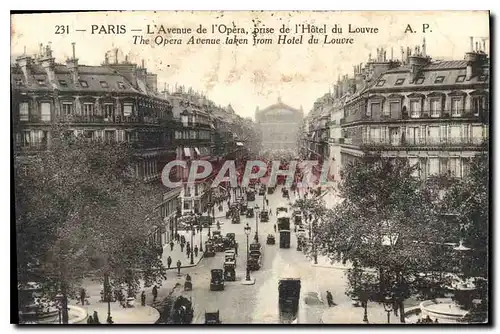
[183,147,191,157]
[236,142,244,147]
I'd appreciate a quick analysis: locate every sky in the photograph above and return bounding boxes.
[11,11,489,120]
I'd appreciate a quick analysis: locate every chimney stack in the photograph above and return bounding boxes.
[39,43,56,84]
[142,59,145,68]
[16,54,33,84]
[470,36,474,52]
[422,37,427,57]
[114,48,118,64]
[66,42,79,83]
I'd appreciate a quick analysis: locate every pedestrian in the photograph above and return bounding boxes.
[180,243,184,252]
[152,285,158,303]
[106,316,114,324]
[186,243,191,254]
[170,240,174,251]
[93,311,100,324]
[187,249,191,259]
[274,224,277,232]
[326,291,335,307]
[269,209,272,216]
[194,245,199,257]
[177,260,182,275]
[87,315,93,324]
[266,199,269,206]
[217,220,221,230]
[141,291,146,306]
[235,242,238,256]
[167,255,172,269]
[79,288,86,306]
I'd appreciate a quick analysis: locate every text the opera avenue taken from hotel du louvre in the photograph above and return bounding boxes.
[11,11,489,326]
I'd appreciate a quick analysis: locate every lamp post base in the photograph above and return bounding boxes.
[241,278,256,285]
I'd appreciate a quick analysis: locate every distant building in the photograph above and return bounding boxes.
[256,97,303,152]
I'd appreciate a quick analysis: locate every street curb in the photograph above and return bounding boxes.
[165,254,205,270]
[311,264,351,271]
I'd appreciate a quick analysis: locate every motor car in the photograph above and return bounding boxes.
[266,234,276,245]
[248,253,262,270]
[210,269,224,291]
[260,210,269,222]
[246,208,255,218]
[205,310,221,324]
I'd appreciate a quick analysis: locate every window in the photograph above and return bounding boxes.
[105,130,115,143]
[37,79,46,86]
[478,75,488,82]
[79,80,89,88]
[428,158,439,176]
[389,101,400,117]
[472,96,487,116]
[83,130,95,139]
[428,126,439,144]
[430,99,442,118]
[59,80,67,86]
[100,81,109,88]
[434,76,445,84]
[83,103,94,117]
[103,103,114,119]
[370,102,381,117]
[408,158,420,177]
[410,100,421,118]
[370,128,380,142]
[451,98,462,117]
[376,80,386,87]
[123,103,133,117]
[40,103,51,121]
[449,158,461,177]
[19,102,29,121]
[395,78,405,86]
[414,77,425,84]
[456,75,465,83]
[389,128,400,145]
[62,102,73,116]
[118,82,126,89]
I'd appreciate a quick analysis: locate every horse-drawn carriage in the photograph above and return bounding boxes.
[205,310,221,324]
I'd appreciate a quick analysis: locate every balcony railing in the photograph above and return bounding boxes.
[15,142,48,152]
[359,136,487,149]
[58,115,163,125]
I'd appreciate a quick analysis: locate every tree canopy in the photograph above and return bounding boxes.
[15,125,166,299]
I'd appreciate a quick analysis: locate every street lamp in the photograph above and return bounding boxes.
[190,213,195,265]
[383,295,394,324]
[254,204,260,243]
[244,223,251,281]
[198,214,203,253]
[104,273,112,324]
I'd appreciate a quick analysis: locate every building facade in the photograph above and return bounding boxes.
[340,39,489,179]
[256,98,303,152]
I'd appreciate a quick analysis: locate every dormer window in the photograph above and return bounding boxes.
[37,79,46,86]
[59,80,67,86]
[100,81,109,88]
[434,76,445,84]
[456,75,465,83]
[117,82,126,89]
[376,80,386,87]
[395,78,405,86]
[79,80,89,88]
[414,77,425,85]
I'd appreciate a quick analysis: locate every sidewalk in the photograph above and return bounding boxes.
[311,255,353,271]
[162,229,210,269]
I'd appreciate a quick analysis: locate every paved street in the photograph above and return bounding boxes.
[74,184,417,324]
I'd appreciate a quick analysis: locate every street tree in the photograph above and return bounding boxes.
[15,125,166,322]
[313,155,453,322]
